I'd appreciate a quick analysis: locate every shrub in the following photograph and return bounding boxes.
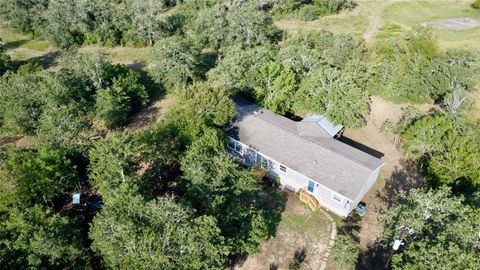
[314,0,357,13]
[472,0,480,9]
[296,5,327,21]
[331,234,359,270]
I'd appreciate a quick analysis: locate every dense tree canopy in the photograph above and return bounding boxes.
[167,82,235,140]
[148,36,201,90]
[402,113,480,187]
[374,29,479,103]
[0,48,12,75]
[1,1,479,269]
[191,0,281,49]
[268,0,357,21]
[5,149,78,204]
[89,184,228,270]
[180,129,279,254]
[382,187,480,269]
[207,44,277,93]
[253,62,298,114]
[0,52,149,136]
[0,64,46,135]
[0,205,86,269]
[293,66,370,127]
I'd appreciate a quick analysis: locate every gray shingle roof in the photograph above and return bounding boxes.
[228,98,384,200]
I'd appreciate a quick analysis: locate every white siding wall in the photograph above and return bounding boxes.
[310,181,351,217]
[227,137,361,217]
[349,166,382,213]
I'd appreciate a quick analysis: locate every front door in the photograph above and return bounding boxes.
[307,180,315,193]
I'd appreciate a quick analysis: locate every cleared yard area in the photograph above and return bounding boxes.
[236,192,333,270]
[337,96,434,269]
[343,96,433,245]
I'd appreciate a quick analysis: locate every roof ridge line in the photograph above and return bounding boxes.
[254,112,380,170]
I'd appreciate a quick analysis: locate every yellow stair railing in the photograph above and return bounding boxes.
[299,188,320,211]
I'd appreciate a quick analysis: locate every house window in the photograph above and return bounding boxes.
[256,153,269,169]
[227,138,243,154]
[227,139,235,149]
[307,180,315,192]
[332,193,342,204]
[279,164,287,172]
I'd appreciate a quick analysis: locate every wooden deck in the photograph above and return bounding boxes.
[299,188,320,211]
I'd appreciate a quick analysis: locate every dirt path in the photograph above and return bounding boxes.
[363,0,387,46]
[318,209,337,270]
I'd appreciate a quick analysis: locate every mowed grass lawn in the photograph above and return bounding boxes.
[377,0,480,50]
[237,192,332,270]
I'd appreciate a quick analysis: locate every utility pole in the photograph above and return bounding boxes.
[384,226,414,269]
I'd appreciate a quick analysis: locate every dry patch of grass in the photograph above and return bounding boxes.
[127,95,175,131]
[469,88,480,123]
[79,45,149,66]
[236,192,331,270]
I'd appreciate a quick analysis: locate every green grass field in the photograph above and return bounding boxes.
[274,0,376,38]
[377,1,480,50]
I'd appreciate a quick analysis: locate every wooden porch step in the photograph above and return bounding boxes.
[299,188,320,211]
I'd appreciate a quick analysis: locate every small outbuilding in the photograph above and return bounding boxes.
[72,193,81,205]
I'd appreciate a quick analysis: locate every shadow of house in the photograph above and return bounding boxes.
[337,136,385,159]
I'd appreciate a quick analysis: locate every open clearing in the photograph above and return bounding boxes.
[236,192,332,270]
[342,96,434,253]
[275,0,377,38]
[378,0,480,49]
[421,17,480,31]
[276,0,480,50]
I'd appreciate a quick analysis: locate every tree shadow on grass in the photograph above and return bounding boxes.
[126,68,167,130]
[13,51,61,69]
[338,214,362,242]
[356,159,424,269]
[376,159,424,209]
[356,240,388,270]
[1,39,29,50]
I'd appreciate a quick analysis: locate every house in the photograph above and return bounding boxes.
[226,98,384,217]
